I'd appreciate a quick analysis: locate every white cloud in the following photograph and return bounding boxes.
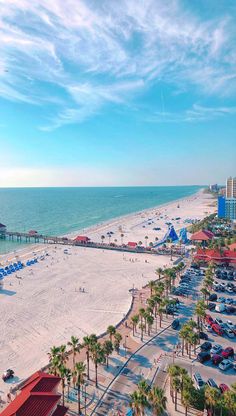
[147,104,236,123]
[0,0,235,128]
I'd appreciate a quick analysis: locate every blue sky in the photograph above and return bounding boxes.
[0,0,236,187]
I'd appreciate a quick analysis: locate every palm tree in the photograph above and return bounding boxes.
[146,314,154,335]
[103,340,113,367]
[65,368,72,400]
[113,332,122,354]
[130,390,148,416]
[149,386,167,415]
[48,355,60,376]
[107,325,116,342]
[139,323,145,341]
[131,315,139,336]
[90,342,105,387]
[120,233,124,244]
[139,307,145,329]
[172,376,181,411]
[195,300,206,330]
[156,267,163,280]
[74,361,86,415]
[144,236,148,248]
[58,365,67,406]
[182,389,191,416]
[222,390,236,416]
[58,344,68,367]
[200,287,210,303]
[83,334,97,380]
[67,336,80,382]
[205,386,221,416]
[179,326,189,356]
[148,280,156,296]
[48,346,60,363]
[167,365,181,399]
[138,241,143,246]
[138,379,150,396]
[157,305,165,328]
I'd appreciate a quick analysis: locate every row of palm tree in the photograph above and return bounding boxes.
[168,364,236,416]
[48,327,123,414]
[179,319,199,358]
[130,278,180,341]
[129,379,167,416]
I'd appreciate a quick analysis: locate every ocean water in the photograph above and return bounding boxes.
[0,186,201,254]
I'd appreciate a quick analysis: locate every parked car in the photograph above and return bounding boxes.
[225,328,234,338]
[207,378,218,389]
[219,384,230,393]
[211,324,224,336]
[226,306,236,313]
[219,359,232,371]
[226,320,235,330]
[208,303,216,311]
[193,373,205,390]
[210,344,222,355]
[197,352,211,363]
[171,319,180,330]
[219,297,226,303]
[211,354,224,365]
[215,318,224,327]
[199,331,208,340]
[215,304,226,313]
[201,341,212,351]
[204,323,212,332]
[222,347,234,358]
[208,293,217,301]
[205,314,214,324]
[2,369,14,382]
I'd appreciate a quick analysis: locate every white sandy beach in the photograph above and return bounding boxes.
[0,190,215,396]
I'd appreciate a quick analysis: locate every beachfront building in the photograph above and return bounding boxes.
[0,223,6,237]
[1,371,68,416]
[73,235,90,244]
[226,176,236,198]
[218,196,236,221]
[194,248,236,266]
[127,241,137,248]
[190,229,214,243]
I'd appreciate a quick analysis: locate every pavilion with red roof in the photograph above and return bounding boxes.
[194,248,236,265]
[1,371,68,416]
[229,242,236,252]
[73,235,90,244]
[127,241,137,248]
[190,229,215,242]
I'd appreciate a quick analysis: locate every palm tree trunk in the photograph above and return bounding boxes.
[78,384,81,415]
[86,350,90,380]
[95,362,98,387]
[62,379,65,406]
[175,391,178,411]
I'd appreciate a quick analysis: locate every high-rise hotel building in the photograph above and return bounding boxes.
[218,177,236,221]
[226,176,236,198]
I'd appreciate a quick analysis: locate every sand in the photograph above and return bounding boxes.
[0,190,215,395]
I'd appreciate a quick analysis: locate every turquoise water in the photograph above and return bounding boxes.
[0,186,201,254]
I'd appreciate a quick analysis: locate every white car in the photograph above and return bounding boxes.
[219,359,232,371]
[215,318,224,327]
[225,329,234,338]
[210,344,222,355]
[204,324,212,332]
[226,321,235,330]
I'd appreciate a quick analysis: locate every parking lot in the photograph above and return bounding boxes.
[194,265,236,390]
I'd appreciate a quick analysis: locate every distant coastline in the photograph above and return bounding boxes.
[0,185,203,255]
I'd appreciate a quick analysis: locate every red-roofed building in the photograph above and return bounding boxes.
[229,242,236,252]
[127,242,137,248]
[194,248,236,265]
[190,229,215,242]
[1,371,68,416]
[73,235,90,244]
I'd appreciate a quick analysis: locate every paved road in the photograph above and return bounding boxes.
[94,269,205,415]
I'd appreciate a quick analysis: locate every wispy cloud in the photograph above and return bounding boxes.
[0,0,236,128]
[147,104,236,123]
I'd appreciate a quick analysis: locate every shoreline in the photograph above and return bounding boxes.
[0,189,215,397]
[0,187,204,259]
